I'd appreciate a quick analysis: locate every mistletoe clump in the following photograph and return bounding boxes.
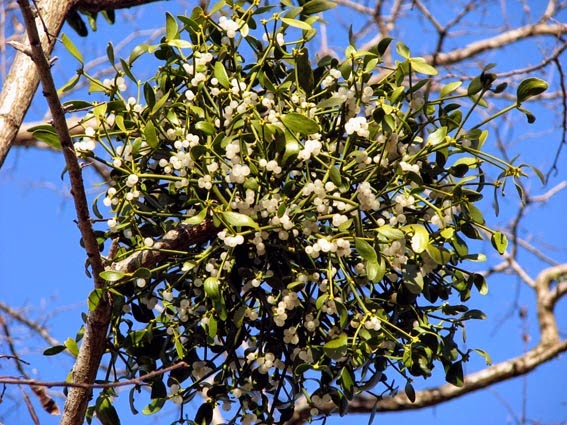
[59,1,546,423]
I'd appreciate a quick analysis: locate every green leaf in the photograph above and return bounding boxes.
[64,337,79,357]
[329,166,342,186]
[65,11,88,37]
[295,47,314,94]
[282,137,300,166]
[491,231,508,254]
[472,348,492,365]
[165,12,179,41]
[195,121,215,135]
[185,208,208,225]
[467,77,483,96]
[129,44,149,64]
[194,402,214,425]
[207,315,218,339]
[425,244,452,265]
[402,263,424,295]
[405,381,416,403]
[410,58,437,75]
[58,73,81,94]
[281,112,319,135]
[403,224,429,253]
[62,100,93,111]
[133,268,152,279]
[445,361,464,387]
[340,367,354,399]
[355,239,377,262]
[43,345,66,356]
[120,58,136,82]
[427,126,447,146]
[323,333,348,360]
[366,256,386,282]
[281,17,312,31]
[167,39,193,49]
[462,309,486,320]
[150,380,167,399]
[396,41,410,59]
[142,397,165,415]
[213,61,230,88]
[204,277,221,300]
[61,33,84,64]
[96,395,121,425]
[30,126,61,150]
[302,0,336,14]
[88,288,104,311]
[516,77,548,103]
[517,105,536,124]
[220,211,259,229]
[100,270,127,282]
[377,225,404,240]
[144,120,158,148]
[440,81,462,98]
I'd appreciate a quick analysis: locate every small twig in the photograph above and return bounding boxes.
[0,361,189,390]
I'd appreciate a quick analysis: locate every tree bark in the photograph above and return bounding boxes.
[0,0,165,169]
[0,0,77,169]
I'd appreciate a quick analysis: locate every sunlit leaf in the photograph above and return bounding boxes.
[142,398,165,415]
[410,58,437,75]
[491,231,508,254]
[281,113,319,134]
[516,77,548,103]
[220,211,259,229]
[144,120,158,148]
[281,17,312,31]
[61,33,84,64]
[88,288,104,311]
[64,337,79,357]
[100,270,127,282]
[214,61,230,88]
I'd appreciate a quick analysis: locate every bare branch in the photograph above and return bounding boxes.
[427,23,567,66]
[0,301,61,347]
[0,361,189,389]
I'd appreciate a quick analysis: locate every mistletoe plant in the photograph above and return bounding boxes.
[48,0,547,423]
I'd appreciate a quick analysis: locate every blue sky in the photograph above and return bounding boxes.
[1,1,566,424]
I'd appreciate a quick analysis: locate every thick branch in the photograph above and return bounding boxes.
[427,23,567,66]
[110,218,217,274]
[15,1,114,424]
[0,0,163,169]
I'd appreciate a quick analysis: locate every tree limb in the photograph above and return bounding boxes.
[15,1,114,423]
[426,23,567,66]
[0,0,164,169]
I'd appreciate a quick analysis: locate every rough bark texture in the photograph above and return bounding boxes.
[0,0,77,169]
[0,0,165,169]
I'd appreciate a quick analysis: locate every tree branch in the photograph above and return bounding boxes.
[110,218,217,274]
[15,1,114,423]
[0,361,189,389]
[0,0,164,169]
[426,23,567,66]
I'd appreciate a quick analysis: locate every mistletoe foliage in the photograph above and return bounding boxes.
[52,1,546,423]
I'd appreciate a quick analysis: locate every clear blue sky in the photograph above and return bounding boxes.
[1,2,566,424]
